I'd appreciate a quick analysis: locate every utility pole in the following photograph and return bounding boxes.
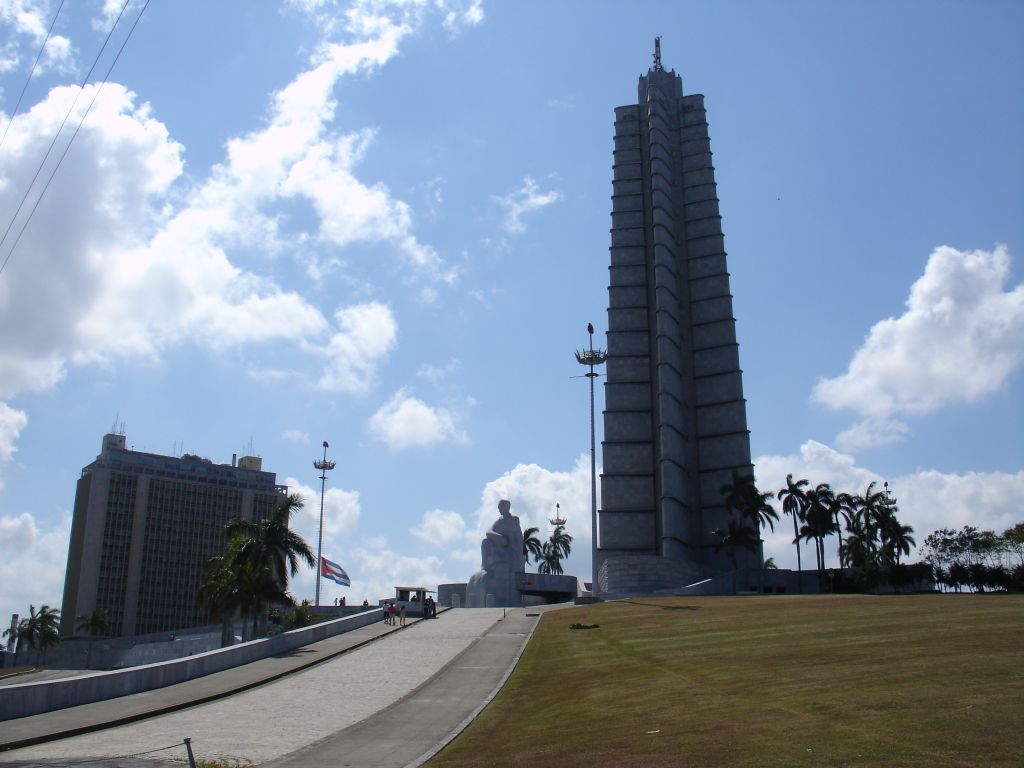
[575,323,606,597]
[313,441,335,607]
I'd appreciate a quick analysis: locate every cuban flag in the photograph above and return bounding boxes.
[321,557,351,586]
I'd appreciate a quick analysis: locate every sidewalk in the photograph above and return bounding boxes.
[0,614,415,752]
[0,607,547,767]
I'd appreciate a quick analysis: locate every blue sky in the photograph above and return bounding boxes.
[0,0,1021,618]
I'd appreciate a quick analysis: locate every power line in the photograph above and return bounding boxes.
[0,0,143,277]
[0,0,67,150]
[0,0,152,278]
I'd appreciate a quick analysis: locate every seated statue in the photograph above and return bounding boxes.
[467,499,525,607]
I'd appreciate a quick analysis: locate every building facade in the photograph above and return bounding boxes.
[598,43,757,594]
[60,433,286,637]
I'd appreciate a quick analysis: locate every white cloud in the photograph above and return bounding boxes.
[0,401,27,461]
[0,5,463,458]
[368,389,468,450]
[442,0,484,32]
[494,176,563,234]
[312,302,398,393]
[284,476,361,600]
[814,245,1024,447]
[0,510,70,625]
[0,0,73,75]
[348,547,449,603]
[470,454,595,580]
[416,358,460,386]
[281,429,311,445]
[410,508,467,546]
[834,417,909,452]
[753,440,1024,570]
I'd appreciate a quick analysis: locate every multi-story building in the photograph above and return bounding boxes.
[598,41,757,594]
[60,433,287,637]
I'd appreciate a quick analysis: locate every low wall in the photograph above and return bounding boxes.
[1,608,383,721]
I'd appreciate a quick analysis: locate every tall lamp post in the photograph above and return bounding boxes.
[575,323,606,596]
[313,441,336,607]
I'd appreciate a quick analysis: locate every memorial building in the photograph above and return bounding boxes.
[598,41,757,594]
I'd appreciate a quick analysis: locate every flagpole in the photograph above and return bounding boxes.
[313,441,335,607]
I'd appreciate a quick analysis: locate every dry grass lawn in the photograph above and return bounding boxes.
[428,594,1023,768]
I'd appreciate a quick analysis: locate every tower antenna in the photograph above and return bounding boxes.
[653,36,663,71]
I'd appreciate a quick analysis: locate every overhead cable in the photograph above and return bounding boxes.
[0,0,144,277]
[0,0,67,150]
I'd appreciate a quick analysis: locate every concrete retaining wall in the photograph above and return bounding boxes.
[1,608,383,721]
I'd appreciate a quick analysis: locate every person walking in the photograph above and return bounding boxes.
[399,605,406,627]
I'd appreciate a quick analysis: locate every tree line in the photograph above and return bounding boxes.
[920,524,1024,593]
[714,471,918,591]
[716,470,1023,594]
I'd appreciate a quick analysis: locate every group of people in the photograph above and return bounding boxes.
[332,596,346,606]
[381,596,438,626]
[383,602,407,626]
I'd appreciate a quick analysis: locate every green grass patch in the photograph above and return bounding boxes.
[429,595,1024,768]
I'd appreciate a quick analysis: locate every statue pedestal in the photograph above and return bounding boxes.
[466,568,520,608]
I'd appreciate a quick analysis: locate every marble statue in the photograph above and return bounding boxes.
[466,499,525,607]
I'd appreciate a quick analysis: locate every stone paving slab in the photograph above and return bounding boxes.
[0,609,509,766]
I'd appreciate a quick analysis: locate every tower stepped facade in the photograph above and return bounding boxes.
[598,46,756,593]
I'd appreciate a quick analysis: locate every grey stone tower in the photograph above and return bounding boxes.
[597,41,756,594]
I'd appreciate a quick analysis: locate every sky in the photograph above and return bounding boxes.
[0,0,1021,620]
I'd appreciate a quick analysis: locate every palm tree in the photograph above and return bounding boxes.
[199,554,245,646]
[2,617,33,663]
[741,484,779,534]
[226,493,315,590]
[223,494,315,636]
[778,475,809,590]
[538,542,563,575]
[712,519,761,594]
[883,522,916,568]
[522,526,544,566]
[802,483,837,572]
[827,491,855,568]
[851,481,888,563]
[537,526,573,575]
[10,605,62,665]
[76,607,111,637]
[549,525,573,560]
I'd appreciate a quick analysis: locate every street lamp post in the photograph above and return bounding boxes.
[575,323,606,597]
[313,441,336,607]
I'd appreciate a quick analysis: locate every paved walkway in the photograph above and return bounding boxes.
[0,607,543,767]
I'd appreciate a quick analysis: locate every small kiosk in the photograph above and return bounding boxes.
[384,586,436,617]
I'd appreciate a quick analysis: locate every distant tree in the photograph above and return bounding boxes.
[802,483,837,573]
[7,605,62,665]
[225,494,315,592]
[523,526,544,566]
[778,475,809,588]
[76,607,111,637]
[537,526,573,575]
[198,554,245,646]
[712,519,761,594]
[827,491,855,568]
[763,557,778,569]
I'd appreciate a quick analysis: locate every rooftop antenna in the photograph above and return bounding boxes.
[653,36,663,71]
